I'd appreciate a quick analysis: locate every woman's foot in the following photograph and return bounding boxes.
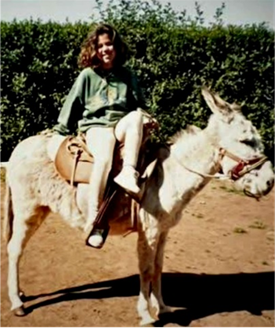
[86,228,105,248]
[86,227,110,249]
[114,166,140,194]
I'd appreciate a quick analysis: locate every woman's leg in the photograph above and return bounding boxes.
[114,110,143,194]
[85,127,116,247]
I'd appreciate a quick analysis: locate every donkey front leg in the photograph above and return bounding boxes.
[137,212,160,326]
[150,231,172,316]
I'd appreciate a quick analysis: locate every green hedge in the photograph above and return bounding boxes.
[1,0,274,161]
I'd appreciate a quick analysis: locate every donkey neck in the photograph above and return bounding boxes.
[141,125,222,226]
[170,125,220,176]
[161,126,221,219]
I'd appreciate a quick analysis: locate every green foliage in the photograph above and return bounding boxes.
[1,19,90,157]
[1,0,274,162]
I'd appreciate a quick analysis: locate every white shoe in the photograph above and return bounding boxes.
[87,228,105,248]
[114,166,140,194]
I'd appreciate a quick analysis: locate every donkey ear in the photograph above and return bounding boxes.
[201,86,235,121]
[231,102,242,112]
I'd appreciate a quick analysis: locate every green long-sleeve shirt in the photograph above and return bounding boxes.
[53,66,147,135]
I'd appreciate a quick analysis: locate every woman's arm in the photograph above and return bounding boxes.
[53,70,87,135]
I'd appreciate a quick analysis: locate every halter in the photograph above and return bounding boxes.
[174,146,268,182]
[219,148,268,181]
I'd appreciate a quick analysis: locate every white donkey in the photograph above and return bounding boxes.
[3,87,274,326]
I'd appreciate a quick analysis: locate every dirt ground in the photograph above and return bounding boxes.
[1,177,274,327]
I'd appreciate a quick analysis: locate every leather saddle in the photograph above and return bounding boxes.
[53,120,159,240]
[54,128,158,189]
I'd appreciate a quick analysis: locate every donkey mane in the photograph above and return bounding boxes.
[169,123,218,170]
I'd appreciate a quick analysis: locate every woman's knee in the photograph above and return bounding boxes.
[117,111,143,134]
[128,110,143,126]
[115,111,144,142]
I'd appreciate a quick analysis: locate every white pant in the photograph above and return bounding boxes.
[85,110,144,228]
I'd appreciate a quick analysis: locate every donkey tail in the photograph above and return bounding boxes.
[3,177,13,243]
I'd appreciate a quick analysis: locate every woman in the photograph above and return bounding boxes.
[53,23,148,248]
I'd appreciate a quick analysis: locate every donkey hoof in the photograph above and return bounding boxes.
[14,306,26,317]
[19,291,27,301]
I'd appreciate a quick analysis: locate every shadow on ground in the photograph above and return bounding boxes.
[22,271,274,326]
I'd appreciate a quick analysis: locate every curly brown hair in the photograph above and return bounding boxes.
[78,23,128,69]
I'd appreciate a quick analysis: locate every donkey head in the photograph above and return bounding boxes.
[202,87,274,199]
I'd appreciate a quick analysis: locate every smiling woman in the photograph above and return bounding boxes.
[51,23,152,248]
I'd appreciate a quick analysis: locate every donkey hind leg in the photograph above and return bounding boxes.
[7,205,49,316]
[137,210,160,326]
[150,231,172,316]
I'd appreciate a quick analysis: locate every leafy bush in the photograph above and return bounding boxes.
[1,0,274,161]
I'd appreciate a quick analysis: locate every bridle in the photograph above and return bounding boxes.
[218,148,268,181]
[175,146,268,182]
[174,147,268,200]
[217,148,269,200]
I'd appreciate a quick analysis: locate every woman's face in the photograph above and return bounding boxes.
[96,33,116,70]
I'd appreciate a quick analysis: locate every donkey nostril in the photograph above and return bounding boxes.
[267,179,274,188]
[263,179,274,195]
